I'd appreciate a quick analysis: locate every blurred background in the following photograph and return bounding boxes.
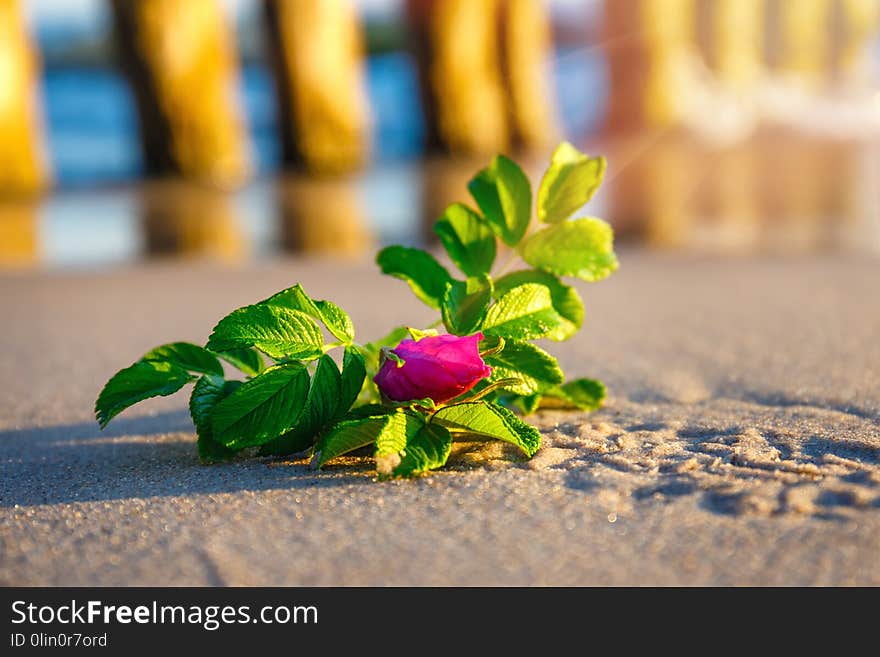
[0,0,878,269]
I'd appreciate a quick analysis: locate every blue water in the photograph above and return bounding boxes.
[41,50,607,187]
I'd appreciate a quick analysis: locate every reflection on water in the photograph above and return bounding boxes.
[277,175,373,256]
[419,156,488,238]
[0,202,38,267]
[0,131,878,269]
[605,130,880,254]
[140,182,248,263]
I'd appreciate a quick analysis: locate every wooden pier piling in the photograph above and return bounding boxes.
[0,0,50,196]
[110,0,251,187]
[263,0,371,174]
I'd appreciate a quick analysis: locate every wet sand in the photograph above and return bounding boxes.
[1,248,878,585]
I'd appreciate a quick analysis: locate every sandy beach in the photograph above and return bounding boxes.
[1,248,878,585]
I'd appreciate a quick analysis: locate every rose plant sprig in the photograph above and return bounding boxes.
[95,142,617,478]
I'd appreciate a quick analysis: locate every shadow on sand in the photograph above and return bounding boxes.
[0,411,371,508]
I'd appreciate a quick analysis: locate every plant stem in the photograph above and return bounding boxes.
[494,250,521,278]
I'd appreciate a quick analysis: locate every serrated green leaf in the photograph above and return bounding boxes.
[375,412,452,479]
[211,363,310,448]
[441,274,493,336]
[520,218,618,282]
[434,202,496,277]
[313,414,394,469]
[537,142,606,223]
[262,284,354,344]
[190,375,228,433]
[485,339,564,395]
[189,375,243,462]
[431,401,541,457]
[468,154,532,247]
[95,360,196,428]
[142,342,224,377]
[494,270,584,341]
[542,378,606,411]
[259,356,342,455]
[313,300,354,344]
[482,283,563,340]
[339,346,367,413]
[376,246,452,309]
[215,348,265,377]
[206,304,324,361]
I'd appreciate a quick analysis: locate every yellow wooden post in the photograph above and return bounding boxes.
[263,0,370,174]
[603,0,651,133]
[110,0,251,187]
[0,0,50,196]
[407,0,508,155]
[837,0,880,85]
[774,0,835,87]
[709,0,765,89]
[499,0,559,150]
[641,0,698,128]
[603,0,699,132]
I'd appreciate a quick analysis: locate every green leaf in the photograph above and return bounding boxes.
[206,304,324,361]
[339,346,367,414]
[485,339,564,395]
[542,378,606,411]
[342,403,390,421]
[494,270,584,341]
[382,396,436,411]
[259,356,342,455]
[537,142,606,223]
[382,348,405,368]
[215,348,265,377]
[262,284,354,344]
[498,393,543,415]
[142,342,224,377]
[376,246,453,309]
[211,363,310,449]
[468,154,532,246]
[431,401,541,457]
[189,375,242,462]
[95,360,196,428]
[375,412,452,479]
[407,327,438,342]
[482,283,563,341]
[520,218,618,282]
[313,301,354,344]
[478,334,505,358]
[313,414,395,469]
[433,202,496,277]
[441,274,493,336]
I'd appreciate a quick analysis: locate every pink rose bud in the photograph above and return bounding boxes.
[373,332,492,404]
